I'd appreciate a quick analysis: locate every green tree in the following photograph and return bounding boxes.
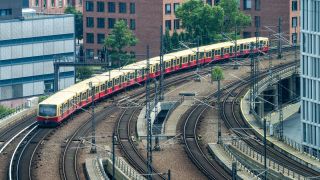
[64,7,83,43]
[171,30,179,50]
[219,0,251,33]
[0,105,14,117]
[104,20,138,66]
[76,67,93,81]
[175,0,224,45]
[163,29,172,52]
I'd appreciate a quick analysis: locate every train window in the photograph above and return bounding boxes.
[193,55,196,60]
[221,48,224,55]
[200,52,204,59]
[226,48,229,54]
[188,55,191,62]
[211,50,215,56]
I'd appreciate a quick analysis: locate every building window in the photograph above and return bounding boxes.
[255,0,260,10]
[174,19,180,30]
[108,2,115,13]
[86,1,94,12]
[97,34,105,44]
[119,2,127,13]
[97,18,105,28]
[165,4,171,14]
[130,19,136,30]
[292,17,297,27]
[86,49,94,59]
[58,0,63,7]
[86,17,94,28]
[51,0,55,7]
[292,33,297,44]
[0,9,12,16]
[43,0,47,7]
[292,1,298,11]
[86,33,94,43]
[165,20,171,30]
[174,3,180,12]
[254,16,260,28]
[243,0,251,10]
[207,0,212,6]
[130,3,135,14]
[35,0,39,7]
[97,1,105,12]
[108,18,116,28]
[243,32,251,38]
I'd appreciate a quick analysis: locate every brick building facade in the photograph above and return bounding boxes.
[240,0,300,44]
[83,0,185,60]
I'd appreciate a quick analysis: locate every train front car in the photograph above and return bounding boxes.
[37,102,60,127]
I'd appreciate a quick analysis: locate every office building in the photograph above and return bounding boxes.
[300,0,320,157]
[29,0,83,14]
[0,10,75,104]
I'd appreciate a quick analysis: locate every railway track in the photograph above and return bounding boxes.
[220,62,320,177]
[9,125,52,180]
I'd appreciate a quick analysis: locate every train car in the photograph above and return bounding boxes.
[37,37,269,126]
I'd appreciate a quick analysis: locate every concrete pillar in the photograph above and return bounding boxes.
[288,76,297,100]
[273,85,279,110]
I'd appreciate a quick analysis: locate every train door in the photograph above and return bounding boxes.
[135,69,138,79]
[240,44,244,54]
[221,47,224,57]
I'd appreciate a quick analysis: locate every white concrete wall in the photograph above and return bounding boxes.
[301,0,320,153]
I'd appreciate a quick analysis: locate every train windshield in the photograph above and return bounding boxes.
[39,104,57,117]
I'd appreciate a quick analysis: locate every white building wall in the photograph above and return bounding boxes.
[301,0,320,157]
[0,15,75,100]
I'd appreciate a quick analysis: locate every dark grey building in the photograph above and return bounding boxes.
[0,0,22,20]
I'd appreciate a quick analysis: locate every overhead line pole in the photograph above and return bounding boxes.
[145,45,152,180]
[277,17,283,59]
[89,81,96,153]
[159,26,165,101]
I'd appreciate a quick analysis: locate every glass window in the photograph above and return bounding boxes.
[0,9,12,16]
[292,1,298,11]
[86,33,94,43]
[254,16,260,28]
[58,0,63,7]
[86,1,94,11]
[108,18,116,28]
[51,0,55,7]
[255,0,260,10]
[244,0,251,10]
[39,105,57,116]
[119,2,127,13]
[86,49,94,59]
[174,19,180,29]
[292,17,297,27]
[165,20,171,30]
[165,4,171,14]
[108,2,115,13]
[174,3,180,12]
[86,17,94,28]
[130,19,136,30]
[35,0,39,7]
[130,3,135,14]
[97,34,105,44]
[97,18,105,28]
[97,1,105,12]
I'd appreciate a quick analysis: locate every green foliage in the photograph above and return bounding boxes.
[211,66,224,81]
[104,20,138,66]
[171,30,179,50]
[76,67,93,81]
[0,105,14,117]
[39,96,49,102]
[219,0,251,32]
[64,7,83,41]
[163,29,173,52]
[175,0,224,45]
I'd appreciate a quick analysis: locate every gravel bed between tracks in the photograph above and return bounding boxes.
[32,52,297,180]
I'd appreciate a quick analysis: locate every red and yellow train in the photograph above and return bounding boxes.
[37,37,269,126]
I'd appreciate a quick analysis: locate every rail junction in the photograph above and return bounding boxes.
[0,47,319,180]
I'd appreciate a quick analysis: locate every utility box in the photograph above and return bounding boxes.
[26,97,39,108]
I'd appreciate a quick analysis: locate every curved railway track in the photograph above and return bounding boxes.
[220,62,320,177]
[183,105,232,180]
[116,109,166,180]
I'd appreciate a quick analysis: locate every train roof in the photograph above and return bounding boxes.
[40,37,268,106]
